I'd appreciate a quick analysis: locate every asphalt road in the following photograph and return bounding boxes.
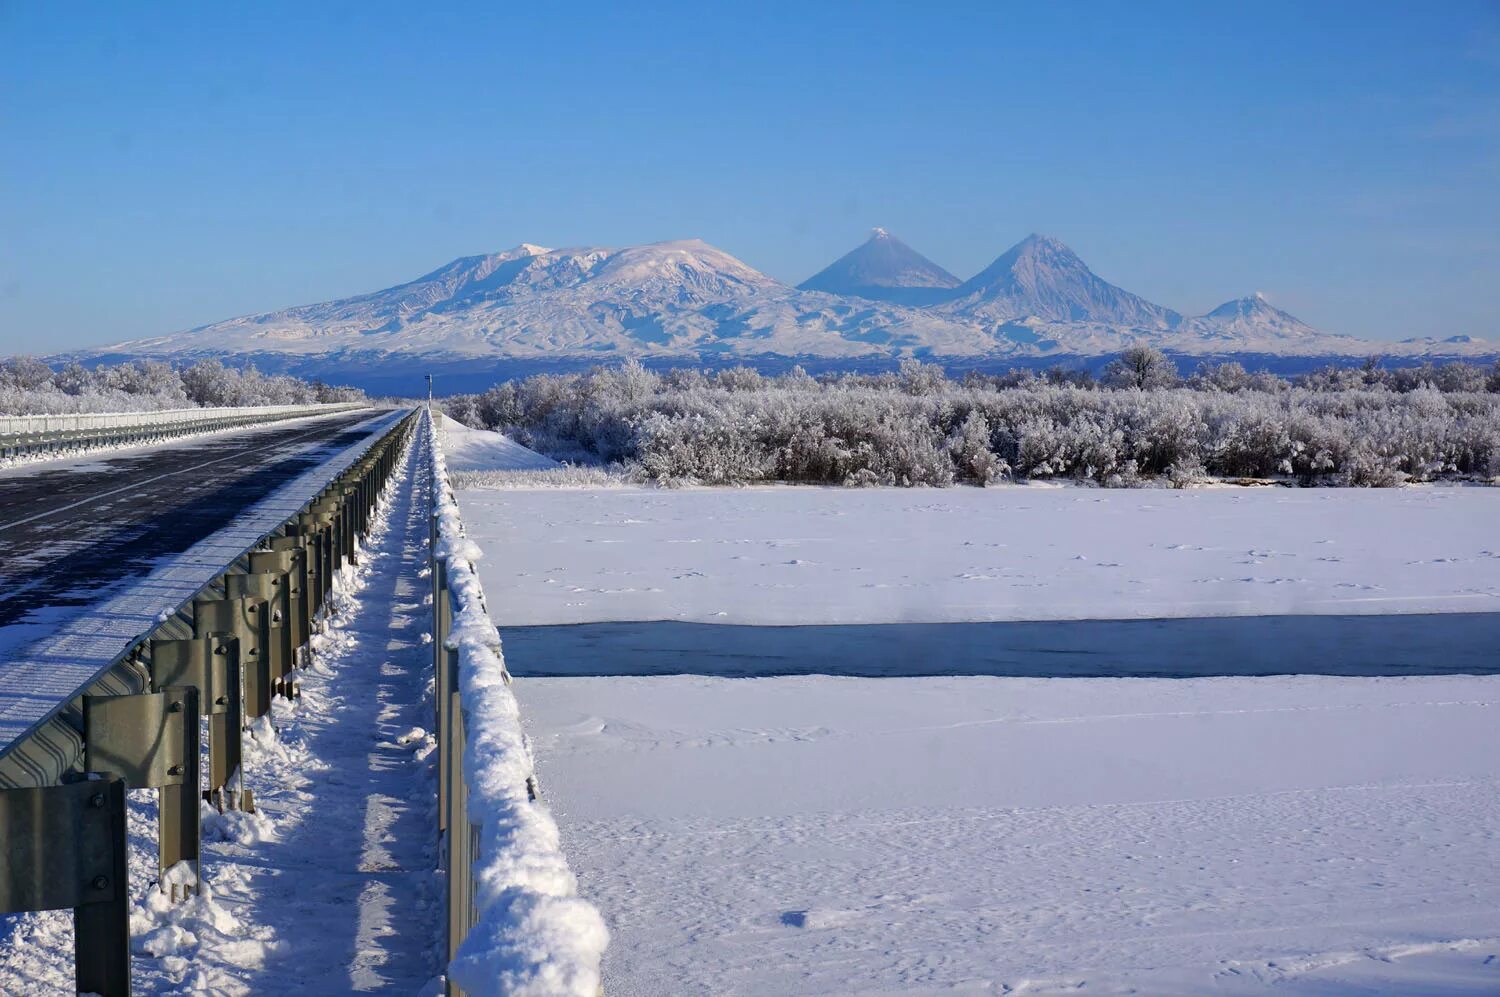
[0,411,385,633]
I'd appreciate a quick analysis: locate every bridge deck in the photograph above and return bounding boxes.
[0,408,403,751]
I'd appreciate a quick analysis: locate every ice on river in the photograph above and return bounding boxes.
[458,483,1499,626]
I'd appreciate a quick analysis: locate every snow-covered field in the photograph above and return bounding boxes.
[520,674,1500,996]
[460,484,1499,626]
[447,428,1500,994]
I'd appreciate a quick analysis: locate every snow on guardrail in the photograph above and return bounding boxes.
[427,409,609,997]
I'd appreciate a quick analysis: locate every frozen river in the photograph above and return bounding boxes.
[449,426,1500,995]
[501,612,1500,678]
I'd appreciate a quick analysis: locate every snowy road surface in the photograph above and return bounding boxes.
[0,409,385,650]
[518,674,1500,996]
[0,418,439,993]
[459,485,1499,626]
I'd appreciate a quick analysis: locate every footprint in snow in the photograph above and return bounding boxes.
[780,909,862,930]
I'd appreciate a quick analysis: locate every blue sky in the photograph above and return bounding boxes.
[2,0,1497,351]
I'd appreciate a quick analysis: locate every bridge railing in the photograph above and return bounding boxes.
[427,408,608,997]
[0,408,419,996]
[0,402,369,460]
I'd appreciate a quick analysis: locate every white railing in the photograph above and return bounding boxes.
[427,409,609,997]
[0,402,366,439]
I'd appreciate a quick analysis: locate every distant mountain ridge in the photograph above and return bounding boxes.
[76,232,1494,381]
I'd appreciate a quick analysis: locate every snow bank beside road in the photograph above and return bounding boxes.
[459,484,1500,626]
[429,412,607,996]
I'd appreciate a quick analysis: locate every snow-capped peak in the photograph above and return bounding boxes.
[798,229,961,305]
[946,234,1182,329]
[590,239,782,295]
[1195,293,1319,341]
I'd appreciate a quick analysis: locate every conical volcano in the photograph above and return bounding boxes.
[798,228,961,306]
[947,234,1181,328]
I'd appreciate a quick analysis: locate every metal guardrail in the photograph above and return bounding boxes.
[428,409,608,997]
[0,408,419,996]
[429,411,482,996]
[0,402,368,460]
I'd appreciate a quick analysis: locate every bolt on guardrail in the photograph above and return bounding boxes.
[0,408,420,996]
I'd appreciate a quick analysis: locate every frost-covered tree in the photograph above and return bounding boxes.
[1191,361,1252,393]
[1102,346,1179,389]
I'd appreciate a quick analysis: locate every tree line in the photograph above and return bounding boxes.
[0,357,366,415]
[442,349,1500,488]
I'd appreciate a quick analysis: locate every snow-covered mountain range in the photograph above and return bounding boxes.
[81,231,1493,382]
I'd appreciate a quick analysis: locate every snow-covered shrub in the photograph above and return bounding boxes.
[633,411,775,485]
[439,359,1500,489]
[1338,445,1407,487]
[948,411,1007,484]
[1167,455,1210,488]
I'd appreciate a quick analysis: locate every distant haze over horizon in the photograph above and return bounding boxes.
[2,1,1497,352]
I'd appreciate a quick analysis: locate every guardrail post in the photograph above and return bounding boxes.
[295,513,326,620]
[227,570,293,701]
[314,497,343,575]
[250,548,302,694]
[195,594,271,723]
[433,555,453,834]
[341,489,356,563]
[84,687,201,900]
[343,486,362,565]
[0,776,131,997]
[445,645,470,997]
[317,509,338,605]
[308,500,342,601]
[152,635,244,813]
